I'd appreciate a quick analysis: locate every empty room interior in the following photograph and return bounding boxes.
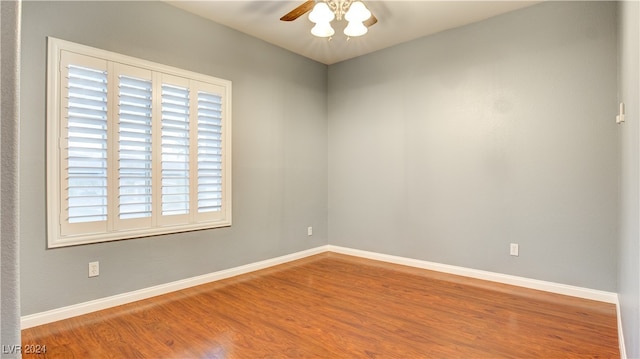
[1,0,640,357]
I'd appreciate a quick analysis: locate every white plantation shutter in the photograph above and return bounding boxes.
[116,66,153,225]
[59,52,110,237]
[47,38,231,247]
[197,90,223,214]
[66,64,109,223]
[161,80,191,218]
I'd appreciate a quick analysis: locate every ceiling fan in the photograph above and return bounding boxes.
[280,0,378,38]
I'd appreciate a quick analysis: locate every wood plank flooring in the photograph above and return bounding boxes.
[22,252,619,358]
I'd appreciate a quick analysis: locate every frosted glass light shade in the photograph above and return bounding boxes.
[345,1,371,22]
[344,21,367,37]
[311,22,335,37]
[309,2,335,23]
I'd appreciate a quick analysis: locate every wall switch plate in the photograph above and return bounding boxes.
[307,226,313,236]
[616,102,626,124]
[88,261,100,277]
[510,243,519,257]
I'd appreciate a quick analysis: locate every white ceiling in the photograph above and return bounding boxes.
[167,1,540,65]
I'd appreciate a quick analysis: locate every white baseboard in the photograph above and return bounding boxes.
[22,243,624,358]
[20,245,329,329]
[617,300,627,359]
[328,245,619,304]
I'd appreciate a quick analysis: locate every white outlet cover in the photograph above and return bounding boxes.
[510,243,519,256]
[89,261,100,277]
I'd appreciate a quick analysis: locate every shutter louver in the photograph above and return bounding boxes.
[118,75,153,220]
[66,64,109,224]
[161,84,190,216]
[197,91,223,213]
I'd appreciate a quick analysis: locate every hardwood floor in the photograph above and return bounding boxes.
[22,252,619,358]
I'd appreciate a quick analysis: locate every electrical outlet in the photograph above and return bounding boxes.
[88,261,100,277]
[307,226,313,236]
[510,243,519,257]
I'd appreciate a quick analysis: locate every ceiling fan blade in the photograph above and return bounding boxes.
[364,13,378,27]
[280,0,315,21]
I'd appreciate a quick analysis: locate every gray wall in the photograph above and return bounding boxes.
[328,1,619,291]
[1,0,22,355]
[617,1,640,357]
[20,1,328,315]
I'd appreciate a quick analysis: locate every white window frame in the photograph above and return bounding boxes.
[47,37,232,248]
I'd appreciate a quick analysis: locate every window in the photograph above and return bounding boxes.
[47,37,232,248]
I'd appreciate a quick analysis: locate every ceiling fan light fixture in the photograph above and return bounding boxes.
[344,20,368,37]
[282,0,375,39]
[311,22,335,37]
[309,2,335,23]
[344,1,371,22]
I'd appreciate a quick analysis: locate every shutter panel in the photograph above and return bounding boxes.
[118,74,153,220]
[48,38,231,247]
[161,83,190,216]
[197,91,223,213]
[66,64,109,224]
